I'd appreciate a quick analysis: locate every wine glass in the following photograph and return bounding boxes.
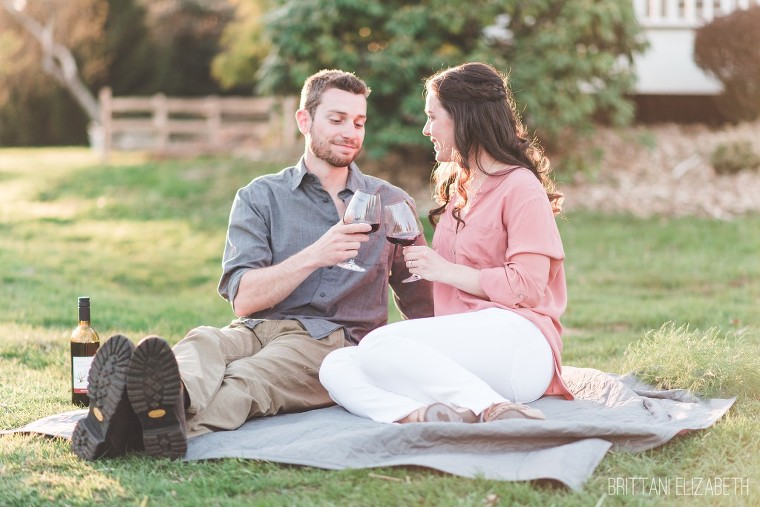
[383,201,423,283]
[337,190,381,272]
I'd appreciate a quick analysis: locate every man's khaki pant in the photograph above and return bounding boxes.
[173,319,349,437]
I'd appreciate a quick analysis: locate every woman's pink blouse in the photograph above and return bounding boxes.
[431,167,573,400]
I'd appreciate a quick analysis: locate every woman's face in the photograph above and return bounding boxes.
[422,92,456,163]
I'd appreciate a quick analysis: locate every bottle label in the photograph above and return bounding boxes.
[72,356,95,393]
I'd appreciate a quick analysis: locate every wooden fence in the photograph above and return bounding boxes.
[98,87,299,161]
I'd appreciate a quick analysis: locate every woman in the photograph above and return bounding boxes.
[319,62,573,424]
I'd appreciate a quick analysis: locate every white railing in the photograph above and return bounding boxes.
[634,0,760,27]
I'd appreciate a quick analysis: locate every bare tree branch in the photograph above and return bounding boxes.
[0,0,101,124]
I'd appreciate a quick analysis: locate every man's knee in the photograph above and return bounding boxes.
[176,325,221,347]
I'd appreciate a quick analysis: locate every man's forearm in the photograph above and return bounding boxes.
[230,220,370,316]
[232,248,320,317]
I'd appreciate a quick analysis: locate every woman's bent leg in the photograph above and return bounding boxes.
[320,347,424,423]
[356,309,554,413]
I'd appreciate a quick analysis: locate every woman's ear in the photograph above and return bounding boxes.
[295,109,311,135]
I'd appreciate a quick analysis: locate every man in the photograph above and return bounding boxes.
[71,69,434,460]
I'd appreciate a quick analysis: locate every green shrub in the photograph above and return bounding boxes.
[216,0,646,164]
[623,322,760,399]
[710,141,760,175]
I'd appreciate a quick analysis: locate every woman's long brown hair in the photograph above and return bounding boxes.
[426,62,562,229]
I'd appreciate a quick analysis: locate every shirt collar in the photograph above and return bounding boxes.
[290,157,366,194]
[477,164,523,196]
[290,158,310,191]
[344,162,365,193]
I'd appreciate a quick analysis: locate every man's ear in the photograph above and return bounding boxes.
[295,109,311,135]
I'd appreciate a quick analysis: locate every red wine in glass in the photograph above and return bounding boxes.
[337,190,381,272]
[383,201,424,283]
[350,222,380,235]
[386,232,420,246]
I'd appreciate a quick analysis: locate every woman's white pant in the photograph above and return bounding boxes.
[319,308,554,423]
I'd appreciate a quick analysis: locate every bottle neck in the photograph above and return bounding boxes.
[78,307,91,325]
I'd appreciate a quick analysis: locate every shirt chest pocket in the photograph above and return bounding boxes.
[454,223,506,269]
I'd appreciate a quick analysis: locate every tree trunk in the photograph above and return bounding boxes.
[0,0,101,124]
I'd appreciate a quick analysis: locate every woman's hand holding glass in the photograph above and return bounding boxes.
[401,245,450,283]
[383,201,424,283]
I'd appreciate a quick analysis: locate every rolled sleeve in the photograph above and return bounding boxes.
[480,262,543,308]
[481,265,521,307]
[479,193,563,309]
[217,187,273,305]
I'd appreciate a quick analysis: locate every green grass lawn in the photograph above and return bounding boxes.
[1,148,758,506]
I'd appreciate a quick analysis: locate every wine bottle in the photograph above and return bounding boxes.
[70,296,100,407]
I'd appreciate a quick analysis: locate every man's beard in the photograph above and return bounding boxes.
[310,135,360,168]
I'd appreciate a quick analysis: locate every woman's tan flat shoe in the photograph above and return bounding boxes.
[481,402,546,422]
[398,402,479,423]
[422,402,479,423]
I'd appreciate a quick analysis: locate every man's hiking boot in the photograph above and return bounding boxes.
[127,335,187,459]
[71,334,144,460]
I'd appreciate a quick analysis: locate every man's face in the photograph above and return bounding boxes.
[307,88,367,168]
[422,92,456,163]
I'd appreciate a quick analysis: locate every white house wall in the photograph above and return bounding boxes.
[633,28,723,94]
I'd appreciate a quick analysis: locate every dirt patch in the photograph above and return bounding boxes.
[560,120,760,219]
[371,120,760,219]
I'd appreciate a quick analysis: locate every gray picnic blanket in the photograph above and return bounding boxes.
[1,367,735,491]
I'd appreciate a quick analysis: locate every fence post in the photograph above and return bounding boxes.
[99,87,112,163]
[281,96,298,148]
[207,96,221,150]
[153,93,168,152]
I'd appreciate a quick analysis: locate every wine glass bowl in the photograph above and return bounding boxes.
[383,201,423,283]
[337,190,381,272]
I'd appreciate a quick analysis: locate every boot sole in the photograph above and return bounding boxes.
[127,336,186,459]
[71,334,135,460]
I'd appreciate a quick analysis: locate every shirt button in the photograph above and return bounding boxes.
[322,198,329,203]
[320,292,326,297]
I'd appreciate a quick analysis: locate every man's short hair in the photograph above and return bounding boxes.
[300,70,371,118]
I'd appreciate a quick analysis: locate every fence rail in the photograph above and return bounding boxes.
[98,88,299,161]
[634,0,760,27]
